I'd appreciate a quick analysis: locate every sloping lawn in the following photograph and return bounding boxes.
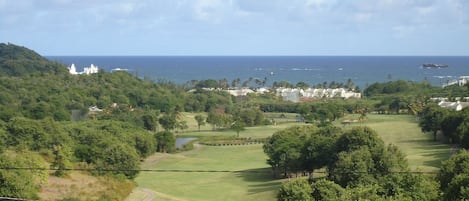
[133,144,281,201]
[359,114,451,171]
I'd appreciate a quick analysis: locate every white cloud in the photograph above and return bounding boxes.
[2,0,469,55]
[193,0,230,23]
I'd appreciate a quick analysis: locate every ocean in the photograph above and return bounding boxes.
[47,56,469,89]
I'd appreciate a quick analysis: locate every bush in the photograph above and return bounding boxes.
[311,179,344,201]
[277,179,313,201]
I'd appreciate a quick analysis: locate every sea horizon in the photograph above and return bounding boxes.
[46,55,469,57]
[47,56,469,89]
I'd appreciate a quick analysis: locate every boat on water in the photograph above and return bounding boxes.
[422,63,449,68]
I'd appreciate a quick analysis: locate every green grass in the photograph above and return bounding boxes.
[347,114,451,171]
[129,113,451,201]
[176,112,301,139]
[177,122,302,140]
[134,144,282,201]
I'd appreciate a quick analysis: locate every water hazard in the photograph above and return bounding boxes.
[175,137,197,149]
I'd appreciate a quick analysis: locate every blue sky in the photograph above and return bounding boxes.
[1,0,468,56]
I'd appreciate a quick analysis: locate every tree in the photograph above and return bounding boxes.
[393,173,440,201]
[194,114,206,131]
[335,126,385,155]
[134,132,156,158]
[231,78,241,88]
[0,127,6,153]
[236,108,265,126]
[195,79,219,88]
[277,179,313,201]
[273,81,293,88]
[311,179,344,201]
[51,144,72,177]
[177,120,189,132]
[301,132,336,178]
[438,149,469,200]
[419,105,449,141]
[95,143,140,179]
[142,112,159,131]
[158,114,177,131]
[330,126,413,191]
[346,78,355,90]
[206,111,232,130]
[155,131,175,153]
[231,120,245,137]
[441,111,464,143]
[295,81,310,89]
[263,126,315,178]
[0,153,48,199]
[329,147,376,187]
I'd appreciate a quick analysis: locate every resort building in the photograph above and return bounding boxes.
[442,76,469,88]
[438,101,469,111]
[195,87,360,102]
[276,87,361,102]
[226,88,255,96]
[69,64,99,75]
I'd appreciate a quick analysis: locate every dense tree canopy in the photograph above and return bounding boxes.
[438,150,469,200]
[0,43,66,77]
[269,125,439,201]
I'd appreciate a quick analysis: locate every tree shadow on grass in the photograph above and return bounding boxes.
[234,167,283,195]
[397,139,451,169]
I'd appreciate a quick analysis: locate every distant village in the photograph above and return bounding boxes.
[197,87,361,102]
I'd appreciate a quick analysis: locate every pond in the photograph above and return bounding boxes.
[175,137,197,149]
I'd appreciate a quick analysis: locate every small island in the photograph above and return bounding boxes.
[422,63,449,68]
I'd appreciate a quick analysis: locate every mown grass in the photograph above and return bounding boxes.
[133,145,281,201]
[177,112,302,139]
[128,113,451,201]
[358,114,451,171]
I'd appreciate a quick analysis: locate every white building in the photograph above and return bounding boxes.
[68,64,99,75]
[438,101,469,111]
[195,87,360,102]
[83,64,99,74]
[256,87,270,94]
[276,87,301,102]
[275,87,361,102]
[68,64,78,75]
[442,76,469,88]
[226,88,255,96]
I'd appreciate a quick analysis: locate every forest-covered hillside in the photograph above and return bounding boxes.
[0,43,198,199]
[0,43,66,76]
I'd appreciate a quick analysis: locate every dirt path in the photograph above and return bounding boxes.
[142,188,156,201]
[141,153,170,168]
[125,187,187,201]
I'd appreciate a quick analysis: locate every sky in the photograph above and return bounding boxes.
[1,0,468,56]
